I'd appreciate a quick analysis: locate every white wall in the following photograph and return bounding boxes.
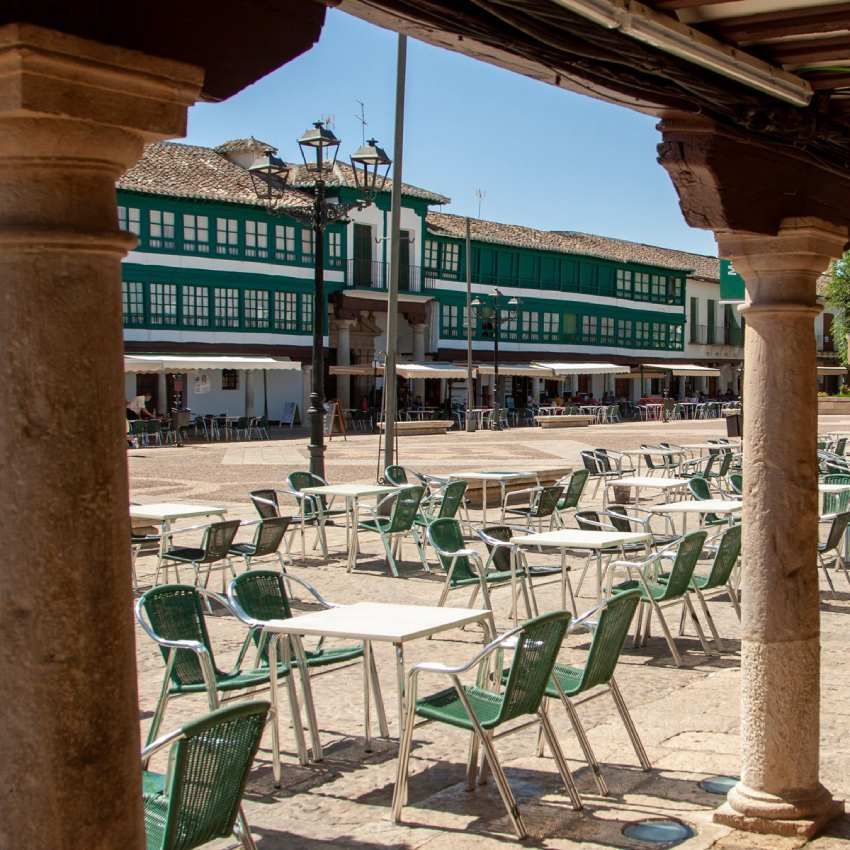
[683,277,742,363]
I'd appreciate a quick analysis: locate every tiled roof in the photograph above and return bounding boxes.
[426,211,720,280]
[118,142,309,209]
[214,137,278,154]
[118,141,449,208]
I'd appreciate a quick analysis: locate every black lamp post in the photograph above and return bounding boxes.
[249,123,390,478]
[471,288,520,430]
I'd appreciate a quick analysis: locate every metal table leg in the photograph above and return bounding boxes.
[395,642,406,738]
[290,634,323,761]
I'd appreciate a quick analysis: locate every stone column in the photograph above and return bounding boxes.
[411,321,427,401]
[335,319,355,410]
[157,372,168,414]
[244,370,255,417]
[532,376,542,404]
[714,217,847,838]
[0,24,201,850]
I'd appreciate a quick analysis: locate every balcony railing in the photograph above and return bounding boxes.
[689,323,743,347]
[347,259,423,293]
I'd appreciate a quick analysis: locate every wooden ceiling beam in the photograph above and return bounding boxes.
[653,0,739,11]
[769,35,850,65]
[807,72,850,90]
[706,4,850,46]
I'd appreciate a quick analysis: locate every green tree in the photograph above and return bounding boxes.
[824,252,850,367]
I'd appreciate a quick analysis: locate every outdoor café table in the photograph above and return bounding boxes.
[603,475,690,508]
[619,446,684,475]
[261,602,494,757]
[129,502,227,569]
[537,406,565,417]
[447,470,530,523]
[646,499,742,533]
[300,483,398,571]
[510,529,652,604]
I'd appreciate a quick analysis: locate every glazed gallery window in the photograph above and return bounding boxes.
[442,304,459,334]
[182,285,209,327]
[214,287,240,328]
[581,315,598,340]
[441,243,460,274]
[183,214,210,253]
[274,291,298,330]
[244,220,268,258]
[652,322,667,347]
[148,210,175,250]
[521,311,539,336]
[149,283,177,325]
[243,289,270,328]
[617,318,633,342]
[301,293,314,331]
[301,229,315,262]
[118,206,141,236]
[122,281,145,325]
[216,218,239,256]
[275,225,296,261]
[635,320,650,345]
[599,316,615,341]
[328,231,342,265]
[615,269,632,298]
[542,312,559,339]
[424,240,439,270]
[633,272,650,298]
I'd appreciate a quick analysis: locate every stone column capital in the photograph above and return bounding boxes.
[333,318,358,330]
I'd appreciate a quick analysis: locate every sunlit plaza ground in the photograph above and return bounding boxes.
[131,418,850,850]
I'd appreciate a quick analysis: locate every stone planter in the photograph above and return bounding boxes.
[817,396,850,415]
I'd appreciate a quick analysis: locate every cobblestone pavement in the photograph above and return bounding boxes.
[130,417,850,850]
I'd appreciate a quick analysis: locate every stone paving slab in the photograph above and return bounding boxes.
[131,418,850,849]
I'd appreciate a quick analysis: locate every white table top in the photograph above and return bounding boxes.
[449,471,528,481]
[619,447,684,457]
[301,483,398,498]
[819,483,850,494]
[130,502,227,521]
[609,476,690,489]
[647,500,742,514]
[680,442,735,450]
[511,529,652,549]
[260,602,490,642]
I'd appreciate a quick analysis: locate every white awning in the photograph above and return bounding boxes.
[477,363,555,377]
[395,363,471,379]
[532,362,631,376]
[124,355,301,373]
[644,363,722,377]
[818,366,847,376]
[329,364,382,377]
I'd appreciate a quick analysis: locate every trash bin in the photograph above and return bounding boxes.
[465,410,478,432]
[725,412,742,438]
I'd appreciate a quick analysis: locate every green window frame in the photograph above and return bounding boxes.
[424,239,439,270]
[214,287,240,328]
[599,316,615,343]
[301,292,314,331]
[182,285,209,327]
[274,291,298,330]
[441,303,459,336]
[521,310,538,337]
[690,296,699,342]
[149,282,178,325]
[182,214,210,253]
[274,224,296,262]
[327,231,343,268]
[216,218,239,256]
[581,315,598,342]
[634,272,650,300]
[118,205,141,236]
[615,269,632,298]
[148,210,176,250]
[122,280,145,325]
[542,311,559,341]
[244,289,270,328]
[635,320,650,346]
[651,322,667,348]
[244,220,269,259]
[706,299,716,344]
[441,243,460,276]
[650,274,666,301]
[301,229,315,263]
[617,318,632,343]
[670,324,684,349]
[669,277,683,303]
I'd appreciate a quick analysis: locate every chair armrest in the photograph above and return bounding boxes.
[141,727,186,762]
[503,486,538,507]
[164,521,216,537]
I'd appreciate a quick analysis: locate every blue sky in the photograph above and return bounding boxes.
[185,8,717,257]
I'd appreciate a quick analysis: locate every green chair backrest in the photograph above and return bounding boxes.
[529,485,563,519]
[575,510,601,531]
[249,489,279,519]
[150,701,269,850]
[288,470,326,516]
[200,520,241,562]
[147,420,162,435]
[836,437,847,457]
[559,469,589,510]
[823,511,850,553]
[436,480,467,519]
[480,525,513,573]
[428,518,477,584]
[641,445,663,471]
[728,473,743,495]
[715,451,733,477]
[498,611,571,723]
[657,530,708,600]
[130,420,146,435]
[384,465,408,486]
[576,590,640,692]
[230,570,291,664]
[823,474,850,515]
[386,485,425,533]
[235,416,250,429]
[248,517,290,557]
[606,504,633,534]
[140,585,220,687]
[688,476,712,500]
[703,524,741,589]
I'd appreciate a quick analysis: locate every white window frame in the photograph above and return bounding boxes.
[182,214,210,253]
[216,218,239,256]
[149,282,177,325]
[182,285,209,327]
[118,206,141,236]
[274,291,298,330]
[244,220,268,258]
[275,225,296,261]
[149,210,175,249]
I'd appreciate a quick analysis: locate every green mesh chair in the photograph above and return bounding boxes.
[141,700,269,850]
[228,516,291,572]
[384,464,408,486]
[392,611,582,839]
[414,480,468,567]
[534,590,650,796]
[727,473,743,495]
[680,524,742,650]
[356,485,426,576]
[555,468,589,526]
[228,570,388,754]
[687,476,726,526]
[426,518,521,623]
[610,530,712,667]
[136,584,308,783]
[818,510,850,591]
[159,519,241,591]
[822,474,850,515]
[503,484,564,531]
[285,471,347,558]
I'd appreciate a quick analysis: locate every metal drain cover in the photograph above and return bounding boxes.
[698,775,738,795]
[622,818,695,846]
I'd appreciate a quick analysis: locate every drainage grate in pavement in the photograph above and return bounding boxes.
[622,818,695,846]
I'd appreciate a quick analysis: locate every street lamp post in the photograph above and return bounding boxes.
[249,123,390,478]
[470,288,519,430]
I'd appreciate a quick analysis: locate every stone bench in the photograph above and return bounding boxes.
[379,419,455,436]
[535,415,595,428]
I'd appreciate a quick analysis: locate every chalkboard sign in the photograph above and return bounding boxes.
[323,401,347,440]
[281,401,299,428]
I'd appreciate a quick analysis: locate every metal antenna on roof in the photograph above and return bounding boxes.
[474,187,486,218]
[354,100,368,145]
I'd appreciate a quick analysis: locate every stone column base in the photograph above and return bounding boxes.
[714,784,843,839]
